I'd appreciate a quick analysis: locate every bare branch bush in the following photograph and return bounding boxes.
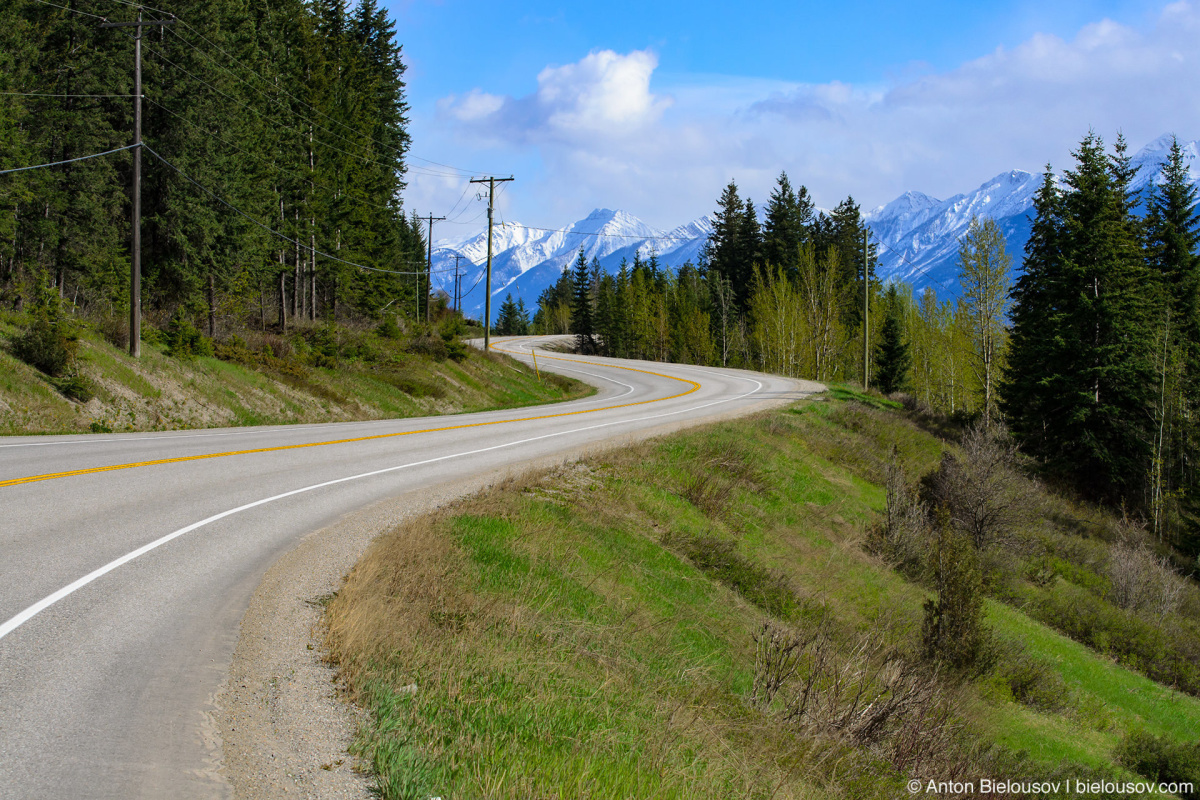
[1109,526,1186,620]
[871,452,930,576]
[752,620,960,776]
[921,421,1035,551]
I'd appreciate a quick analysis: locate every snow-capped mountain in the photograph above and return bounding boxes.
[865,170,1043,294]
[867,135,1200,296]
[435,135,1198,322]
[432,209,712,321]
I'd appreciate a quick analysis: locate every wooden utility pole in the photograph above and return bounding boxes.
[422,214,445,324]
[469,176,514,350]
[862,228,870,392]
[101,9,175,358]
[452,254,463,312]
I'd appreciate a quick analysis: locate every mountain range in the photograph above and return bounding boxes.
[432,135,1199,322]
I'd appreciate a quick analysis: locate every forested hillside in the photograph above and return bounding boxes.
[0,0,431,329]
[535,133,1200,563]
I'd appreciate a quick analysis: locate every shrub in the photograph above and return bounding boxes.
[164,312,213,359]
[920,422,1033,551]
[54,369,96,403]
[376,315,402,340]
[96,314,128,349]
[307,324,339,368]
[407,334,447,361]
[213,334,257,365]
[1108,533,1185,620]
[13,294,77,377]
[870,452,929,577]
[1115,730,1200,798]
[989,640,1068,711]
[922,511,994,674]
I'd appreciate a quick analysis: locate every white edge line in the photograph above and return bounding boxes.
[0,367,763,641]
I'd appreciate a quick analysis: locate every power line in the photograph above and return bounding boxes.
[142,41,462,182]
[156,28,467,181]
[144,97,400,214]
[0,143,137,175]
[30,1,498,180]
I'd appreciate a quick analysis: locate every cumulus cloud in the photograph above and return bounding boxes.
[439,48,670,145]
[419,2,1200,229]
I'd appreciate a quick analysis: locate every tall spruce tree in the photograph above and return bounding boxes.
[874,285,911,394]
[703,181,761,311]
[570,248,595,353]
[1002,168,1066,451]
[762,171,812,277]
[1006,134,1157,503]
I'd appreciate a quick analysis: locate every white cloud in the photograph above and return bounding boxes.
[439,48,670,145]
[419,2,1200,230]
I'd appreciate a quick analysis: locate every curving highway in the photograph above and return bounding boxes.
[0,337,817,798]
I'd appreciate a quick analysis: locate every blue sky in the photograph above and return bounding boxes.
[383,0,1198,233]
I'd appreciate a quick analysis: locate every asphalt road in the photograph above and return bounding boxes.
[0,337,816,799]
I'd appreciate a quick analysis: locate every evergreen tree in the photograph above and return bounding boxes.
[1145,137,1200,551]
[514,298,530,335]
[570,248,595,353]
[1006,134,1157,503]
[1147,137,1200,380]
[1064,132,1156,502]
[762,171,813,277]
[922,511,990,672]
[495,293,519,335]
[874,285,911,394]
[702,181,761,311]
[1002,168,1066,449]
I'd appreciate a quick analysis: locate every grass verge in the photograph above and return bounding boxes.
[326,395,1200,799]
[0,311,589,435]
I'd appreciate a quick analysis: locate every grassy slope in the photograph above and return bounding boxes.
[326,392,1200,799]
[0,313,588,435]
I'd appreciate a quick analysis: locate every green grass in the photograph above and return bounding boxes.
[327,391,1200,799]
[978,601,1200,768]
[0,316,591,435]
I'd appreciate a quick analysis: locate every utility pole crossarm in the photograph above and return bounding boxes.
[468,176,514,352]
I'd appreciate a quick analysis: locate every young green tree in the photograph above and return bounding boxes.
[495,293,519,335]
[922,511,990,672]
[957,216,1012,425]
[873,284,911,394]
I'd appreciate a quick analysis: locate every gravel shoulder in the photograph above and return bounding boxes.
[214,389,812,799]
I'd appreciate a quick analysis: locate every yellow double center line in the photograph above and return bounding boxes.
[1,342,698,489]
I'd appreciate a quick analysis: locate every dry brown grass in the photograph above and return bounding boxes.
[325,510,483,687]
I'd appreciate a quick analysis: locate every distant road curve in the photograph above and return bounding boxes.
[0,336,819,799]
